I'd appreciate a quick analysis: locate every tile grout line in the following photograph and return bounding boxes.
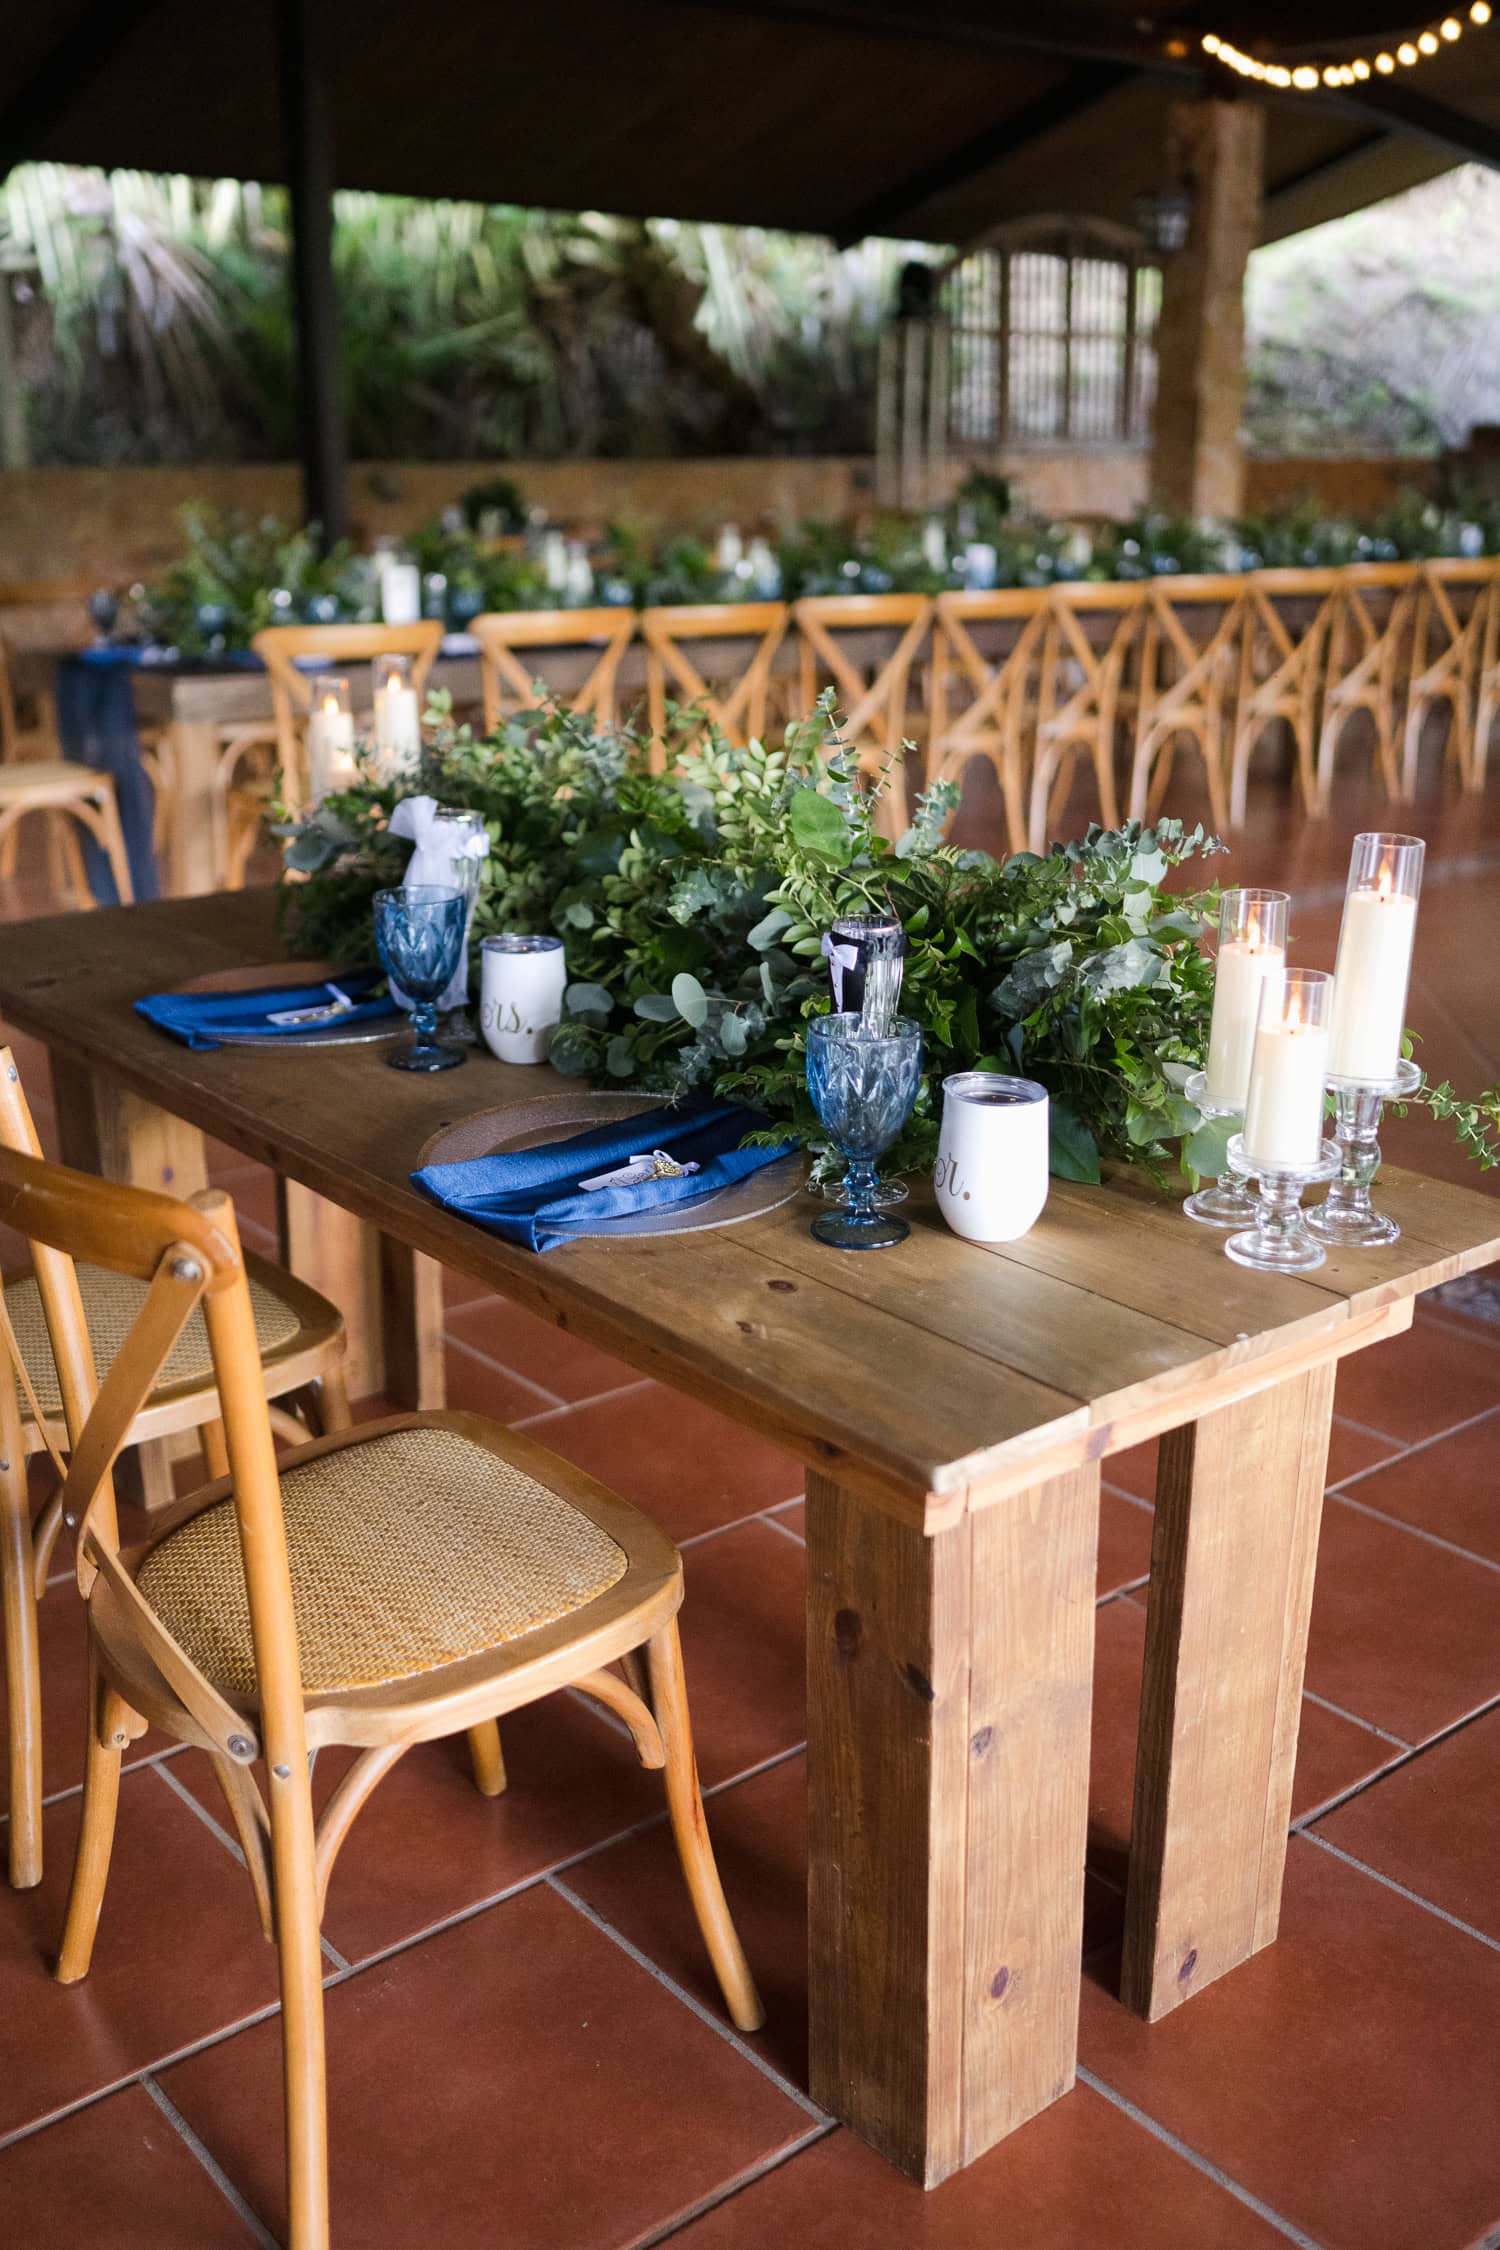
[548,1871,828,2124]
[1298,1831,1500,1956]
[629,2122,839,2249]
[1299,1690,1411,1748]
[509,1376,657,1431]
[443,1330,562,1413]
[140,2074,281,2250]
[0,2000,289,2160]
[1076,2066,1328,2250]
[1292,1687,1500,1832]
[154,1756,250,1865]
[1325,1483,1500,1577]
[1330,1398,1500,1499]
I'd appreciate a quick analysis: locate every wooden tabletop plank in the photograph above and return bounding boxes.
[2,887,1496,1525]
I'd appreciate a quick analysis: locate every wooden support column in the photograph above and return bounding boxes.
[805,1464,1098,2186]
[275,0,347,543]
[277,1182,445,1411]
[1122,1362,1335,2019]
[1149,99,1264,521]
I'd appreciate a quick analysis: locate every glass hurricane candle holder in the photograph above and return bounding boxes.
[1307,1057,1423,1249]
[372,653,421,781]
[1327,833,1424,1085]
[1204,888,1290,1109]
[1224,1133,1343,1273]
[306,675,356,804]
[1181,1069,1255,1228]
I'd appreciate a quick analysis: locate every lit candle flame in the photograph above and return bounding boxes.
[1377,866,1394,901]
[1246,904,1263,949]
[321,694,341,717]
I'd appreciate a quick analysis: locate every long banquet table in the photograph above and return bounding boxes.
[4,886,1498,2186]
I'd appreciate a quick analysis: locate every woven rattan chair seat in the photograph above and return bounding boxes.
[135,1425,629,1695]
[5,1264,301,1421]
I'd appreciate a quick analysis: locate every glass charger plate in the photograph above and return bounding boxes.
[169,961,403,1048]
[417,1091,805,1239]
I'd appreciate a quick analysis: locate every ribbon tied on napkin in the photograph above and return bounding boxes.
[412,1096,796,1252]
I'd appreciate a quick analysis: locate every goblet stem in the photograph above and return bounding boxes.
[411,998,440,1058]
[843,1155,880,1222]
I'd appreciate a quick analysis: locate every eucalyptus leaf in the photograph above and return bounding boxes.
[1048,1100,1101,1183]
[719,1011,748,1056]
[1185,1114,1235,1179]
[564,981,613,1023]
[672,972,710,1028]
[632,992,679,1022]
[605,1035,636,1077]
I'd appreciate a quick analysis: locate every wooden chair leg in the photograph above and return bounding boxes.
[56,817,93,911]
[56,1648,125,1982]
[94,793,135,905]
[201,1418,230,1480]
[1,1444,43,1887]
[1400,696,1426,801]
[466,1719,507,1797]
[648,1617,764,2034]
[315,1359,352,1434]
[267,1766,331,2250]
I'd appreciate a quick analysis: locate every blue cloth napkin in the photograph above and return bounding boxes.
[135,968,398,1050]
[413,1096,796,1252]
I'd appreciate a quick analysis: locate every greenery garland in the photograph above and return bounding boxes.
[278,692,1500,1181]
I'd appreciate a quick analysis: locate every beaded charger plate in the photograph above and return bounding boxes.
[417,1091,805,1239]
[171,961,403,1047]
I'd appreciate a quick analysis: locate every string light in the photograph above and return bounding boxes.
[1200,4,1490,86]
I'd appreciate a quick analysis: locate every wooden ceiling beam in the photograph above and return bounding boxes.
[0,0,162,181]
[1331,81,1500,168]
[832,62,1136,244]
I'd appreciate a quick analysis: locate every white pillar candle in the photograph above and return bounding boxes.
[1206,933,1286,1108]
[307,699,357,803]
[374,684,422,773]
[1243,1007,1329,1170]
[1327,884,1418,1082]
[380,561,421,626]
[715,524,744,572]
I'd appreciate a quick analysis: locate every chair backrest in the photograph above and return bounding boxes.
[1409,557,1495,691]
[251,622,446,815]
[0,1122,306,1780]
[1324,562,1421,706]
[793,594,931,758]
[638,601,788,755]
[0,632,18,764]
[471,607,636,733]
[930,587,1052,747]
[1135,574,1248,742]
[1235,567,1343,714]
[1036,581,1147,745]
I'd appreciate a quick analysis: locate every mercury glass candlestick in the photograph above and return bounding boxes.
[1307,1057,1423,1249]
[1326,833,1424,1083]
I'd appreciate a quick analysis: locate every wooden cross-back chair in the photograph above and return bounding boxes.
[472,606,637,733]
[1228,568,1342,827]
[793,593,931,838]
[639,600,789,759]
[1314,562,1421,811]
[0,1145,761,2250]
[250,621,446,819]
[1471,560,1500,792]
[1401,557,1494,797]
[927,588,1052,852]
[0,628,136,906]
[1028,582,1147,852]
[0,1045,349,1890]
[1126,574,1247,833]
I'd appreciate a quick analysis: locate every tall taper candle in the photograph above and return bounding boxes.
[1327,833,1424,1083]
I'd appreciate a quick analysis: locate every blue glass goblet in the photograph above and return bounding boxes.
[806,1014,922,1250]
[373,885,468,1073]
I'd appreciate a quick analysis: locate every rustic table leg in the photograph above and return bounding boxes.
[166,720,226,897]
[277,1182,444,1410]
[50,1055,208,1508]
[805,1464,1099,2187]
[1121,1362,1336,2020]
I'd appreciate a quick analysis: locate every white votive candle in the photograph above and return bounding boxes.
[1327,836,1424,1082]
[1204,889,1289,1108]
[1243,973,1332,1171]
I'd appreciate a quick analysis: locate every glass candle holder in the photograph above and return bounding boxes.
[1307,1056,1423,1249]
[428,807,487,1026]
[1326,833,1425,1084]
[1242,968,1333,1174]
[306,675,356,804]
[372,653,422,781]
[1185,887,1290,1229]
[1224,1132,1342,1274]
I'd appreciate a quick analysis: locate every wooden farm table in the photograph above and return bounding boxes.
[5,888,1498,2188]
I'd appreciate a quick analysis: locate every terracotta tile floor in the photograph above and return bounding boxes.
[3,754,1500,2246]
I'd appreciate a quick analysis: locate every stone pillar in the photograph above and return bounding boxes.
[1149,99,1264,520]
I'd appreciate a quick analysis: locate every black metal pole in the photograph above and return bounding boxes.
[275,0,347,544]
